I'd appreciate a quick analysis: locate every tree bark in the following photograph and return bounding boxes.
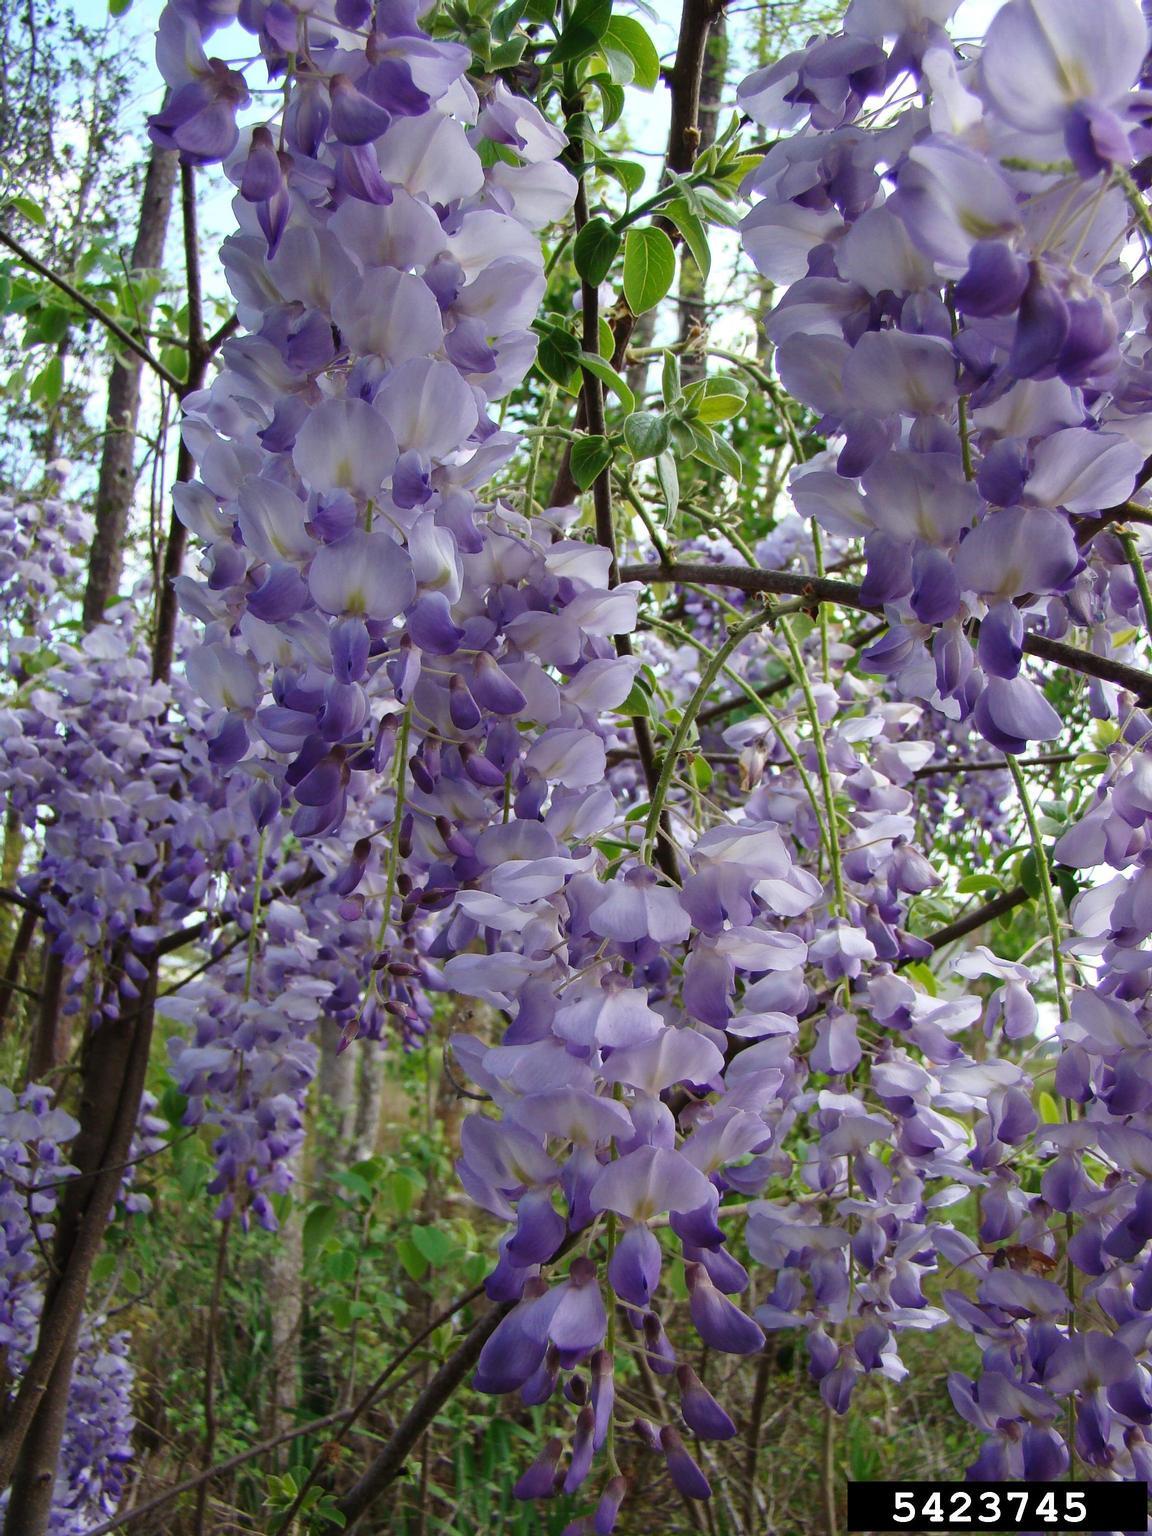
[0,970,157,1528]
[678,11,727,385]
[82,146,177,629]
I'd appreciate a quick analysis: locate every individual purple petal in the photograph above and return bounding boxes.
[1024,427,1144,514]
[548,1257,607,1359]
[910,546,961,623]
[608,1222,662,1308]
[660,1427,711,1501]
[677,1365,737,1440]
[977,600,1024,680]
[593,1476,627,1535]
[893,138,1019,268]
[329,73,393,145]
[471,652,528,715]
[513,1437,563,1500]
[292,398,399,500]
[308,530,416,622]
[842,331,957,418]
[953,508,1078,600]
[981,0,1146,135]
[955,240,1030,319]
[591,1146,714,1222]
[686,1263,764,1355]
[1009,264,1070,380]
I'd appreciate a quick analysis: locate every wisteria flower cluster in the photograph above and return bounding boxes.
[740,0,1152,753]
[0,1087,133,1535]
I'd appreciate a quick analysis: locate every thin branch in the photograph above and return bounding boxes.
[913,752,1077,779]
[332,1301,510,1532]
[924,885,1030,952]
[623,561,1152,702]
[0,228,183,392]
[0,885,44,916]
[271,1283,488,1533]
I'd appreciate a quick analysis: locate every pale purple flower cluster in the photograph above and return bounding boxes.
[0,1088,134,1535]
[0,483,94,680]
[733,0,1152,1484]
[741,0,1152,753]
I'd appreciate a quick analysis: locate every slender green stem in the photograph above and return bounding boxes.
[645,614,832,863]
[780,617,846,917]
[522,385,558,515]
[377,704,413,950]
[243,827,267,1001]
[616,475,671,565]
[1008,757,1069,1023]
[641,605,777,863]
[809,520,831,683]
[1118,528,1152,643]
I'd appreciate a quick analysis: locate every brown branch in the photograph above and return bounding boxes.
[0,905,38,1036]
[332,1301,510,1532]
[270,1284,488,1534]
[623,561,1152,702]
[568,107,680,884]
[0,886,44,917]
[192,1218,231,1535]
[151,162,209,686]
[0,969,158,1502]
[923,884,1030,952]
[914,752,1076,779]
[0,227,183,393]
[548,0,729,504]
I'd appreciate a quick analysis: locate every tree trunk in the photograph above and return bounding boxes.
[678,11,727,386]
[82,146,177,629]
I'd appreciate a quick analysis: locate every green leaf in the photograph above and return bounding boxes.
[573,217,620,286]
[488,36,527,68]
[902,961,938,997]
[571,434,614,490]
[623,410,670,460]
[536,321,581,390]
[325,1249,359,1282]
[691,424,742,481]
[596,156,645,198]
[302,1203,340,1263]
[548,0,611,64]
[695,375,748,424]
[691,755,714,791]
[386,1169,419,1216]
[1038,1091,1062,1124]
[35,305,71,346]
[661,352,682,406]
[410,1225,456,1265]
[622,226,676,314]
[596,76,626,130]
[396,1236,428,1281]
[580,351,635,414]
[492,0,527,41]
[618,681,652,716]
[109,0,133,13]
[8,195,45,227]
[656,450,679,522]
[30,356,63,405]
[159,344,189,383]
[603,15,660,88]
[664,196,711,279]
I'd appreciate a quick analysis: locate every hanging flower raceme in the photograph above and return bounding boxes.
[740,0,1152,755]
[0,1087,135,1535]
